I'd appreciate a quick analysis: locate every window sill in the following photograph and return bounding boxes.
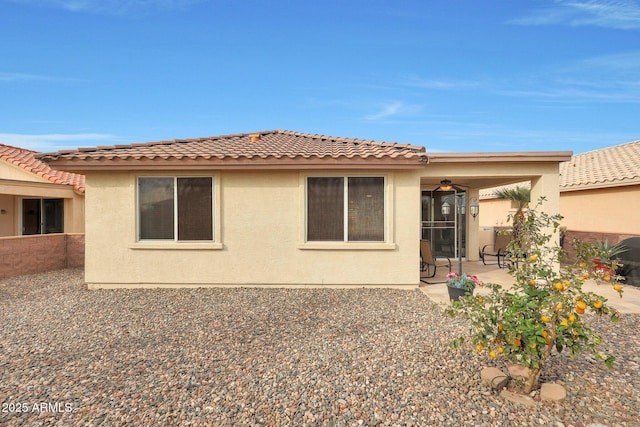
[297,242,397,250]
[129,242,224,250]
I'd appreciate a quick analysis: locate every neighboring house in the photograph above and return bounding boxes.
[0,143,85,278]
[0,144,85,236]
[39,130,570,288]
[479,140,640,246]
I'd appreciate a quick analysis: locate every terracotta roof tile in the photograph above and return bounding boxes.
[0,144,85,193]
[37,130,428,169]
[560,140,640,190]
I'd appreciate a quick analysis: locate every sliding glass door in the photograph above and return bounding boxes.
[22,198,64,235]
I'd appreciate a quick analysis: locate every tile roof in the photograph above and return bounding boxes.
[560,140,640,190]
[480,140,640,198]
[37,130,428,170]
[0,144,85,193]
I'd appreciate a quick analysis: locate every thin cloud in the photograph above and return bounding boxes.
[510,0,640,30]
[0,71,82,83]
[578,50,640,72]
[416,123,634,153]
[497,50,640,103]
[0,71,53,82]
[0,133,118,152]
[398,76,481,90]
[3,0,205,15]
[364,102,421,121]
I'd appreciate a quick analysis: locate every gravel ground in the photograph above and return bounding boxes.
[1,269,639,427]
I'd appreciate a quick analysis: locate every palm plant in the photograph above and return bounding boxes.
[495,186,530,217]
[495,186,531,253]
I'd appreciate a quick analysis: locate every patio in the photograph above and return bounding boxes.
[420,260,640,314]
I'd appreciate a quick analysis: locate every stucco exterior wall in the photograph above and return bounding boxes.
[560,186,640,235]
[476,199,514,252]
[84,170,422,288]
[479,199,513,227]
[0,161,52,184]
[0,194,15,236]
[480,185,640,242]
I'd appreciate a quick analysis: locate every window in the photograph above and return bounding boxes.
[306,176,385,242]
[22,198,64,235]
[138,177,213,241]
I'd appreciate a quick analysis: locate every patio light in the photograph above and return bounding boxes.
[439,179,452,191]
[470,198,480,219]
[441,201,451,217]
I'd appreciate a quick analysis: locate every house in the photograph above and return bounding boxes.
[0,144,85,236]
[479,140,640,246]
[0,143,85,277]
[38,130,571,288]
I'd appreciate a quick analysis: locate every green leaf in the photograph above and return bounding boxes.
[605,356,615,369]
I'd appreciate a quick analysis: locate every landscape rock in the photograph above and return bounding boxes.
[507,363,531,381]
[540,383,567,403]
[500,389,537,407]
[1,269,639,426]
[480,367,508,390]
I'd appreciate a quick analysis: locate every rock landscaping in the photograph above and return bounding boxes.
[1,269,639,426]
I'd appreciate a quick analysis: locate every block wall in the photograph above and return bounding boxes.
[0,234,85,279]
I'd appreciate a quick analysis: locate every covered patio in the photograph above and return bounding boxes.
[419,151,572,266]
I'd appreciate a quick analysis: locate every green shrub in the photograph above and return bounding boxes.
[447,198,624,394]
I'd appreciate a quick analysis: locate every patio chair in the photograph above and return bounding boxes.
[480,231,512,268]
[420,239,452,278]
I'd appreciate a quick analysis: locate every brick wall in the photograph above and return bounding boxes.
[562,230,639,262]
[0,233,85,279]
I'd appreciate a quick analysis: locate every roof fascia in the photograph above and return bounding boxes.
[0,178,77,197]
[561,179,640,192]
[428,151,573,163]
[42,158,428,172]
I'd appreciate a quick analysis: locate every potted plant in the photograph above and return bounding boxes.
[446,272,481,302]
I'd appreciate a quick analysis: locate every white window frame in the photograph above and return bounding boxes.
[298,173,396,250]
[132,174,222,250]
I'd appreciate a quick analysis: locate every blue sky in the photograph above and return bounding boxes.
[1,0,639,154]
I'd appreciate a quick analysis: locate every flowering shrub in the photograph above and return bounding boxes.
[446,272,482,292]
[447,198,624,394]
